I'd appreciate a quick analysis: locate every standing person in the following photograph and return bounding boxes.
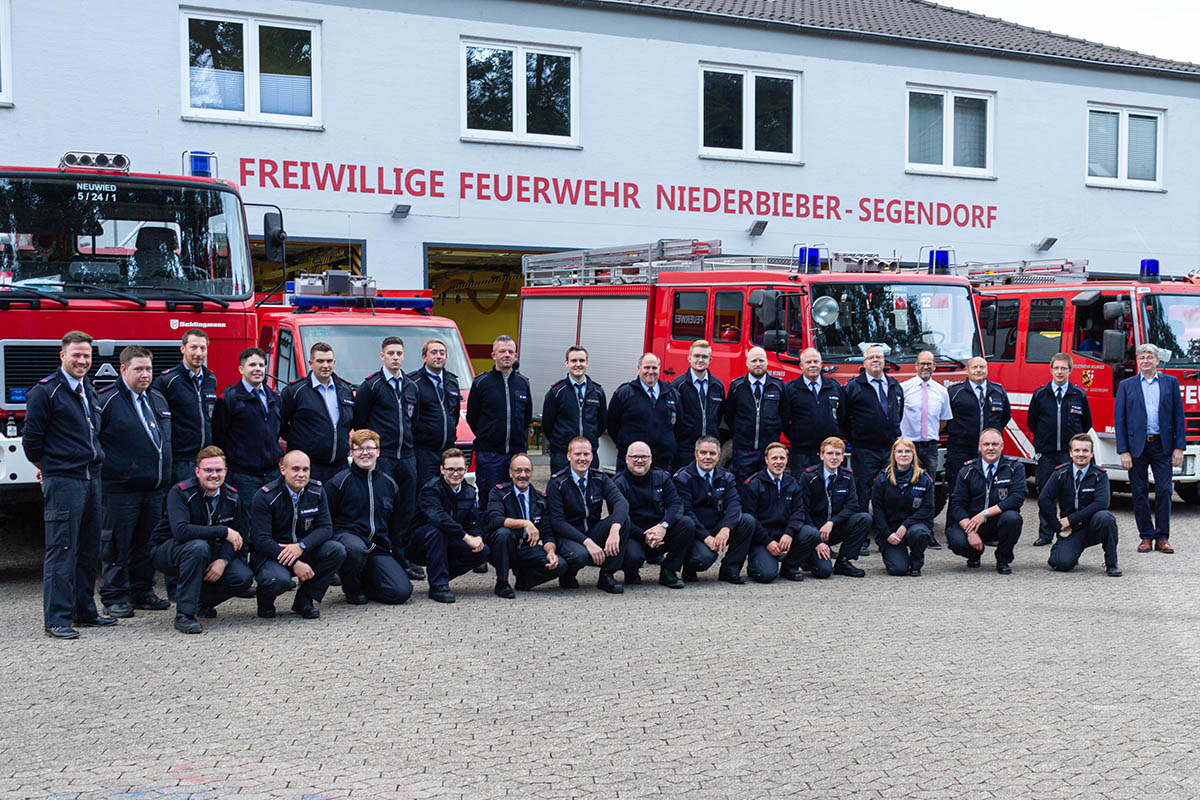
[408,339,462,488]
[783,348,843,476]
[409,448,492,603]
[1115,343,1185,553]
[1027,353,1093,546]
[841,345,904,545]
[739,443,814,584]
[541,345,607,475]
[796,437,870,579]
[22,330,116,639]
[944,357,1011,512]
[723,347,787,484]
[899,350,952,547]
[467,335,532,506]
[607,353,679,471]
[153,328,217,483]
[483,453,569,596]
[613,441,692,589]
[279,342,354,484]
[353,336,425,580]
[212,347,283,520]
[96,345,173,618]
[673,436,755,585]
[148,446,253,634]
[670,340,725,472]
[871,438,935,577]
[544,437,630,593]
[946,429,1026,574]
[249,450,348,618]
[1040,435,1121,577]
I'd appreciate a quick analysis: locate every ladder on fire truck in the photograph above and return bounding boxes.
[954,258,1089,286]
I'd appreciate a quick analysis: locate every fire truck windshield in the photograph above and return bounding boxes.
[0,175,251,300]
[809,282,981,363]
[297,324,473,386]
[1142,294,1200,366]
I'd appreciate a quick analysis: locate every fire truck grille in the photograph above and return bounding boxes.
[1185,412,1200,443]
[2,343,183,406]
[458,445,474,471]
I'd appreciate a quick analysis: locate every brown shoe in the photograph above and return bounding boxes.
[1155,540,1175,554]
[1137,540,1153,553]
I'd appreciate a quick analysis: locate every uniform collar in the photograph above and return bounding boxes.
[569,376,587,388]
[183,362,205,380]
[690,369,709,384]
[241,378,264,395]
[1049,380,1071,392]
[287,485,304,504]
[969,379,988,392]
[822,467,838,482]
[60,367,83,392]
[697,466,713,481]
[384,368,404,382]
[310,373,335,390]
[806,375,822,389]
[425,367,444,381]
[120,379,145,401]
[571,469,589,485]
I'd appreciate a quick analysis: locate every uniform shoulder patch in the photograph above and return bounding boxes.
[226,485,239,495]
[39,375,53,383]
[804,465,819,473]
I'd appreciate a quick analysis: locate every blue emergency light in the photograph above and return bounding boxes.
[289,294,433,311]
[1140,258,1161,283]
[927,249,950,275]
[7,387,27,404]
[800,247,821,274]
[183,150,216,178]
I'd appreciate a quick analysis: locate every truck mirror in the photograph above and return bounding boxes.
[748,288,780,329]
[978,304,996,333]
[1101,329,1125,363]
[762,330,787,353]
[263,212,287,262]
[1102,300,1126,321]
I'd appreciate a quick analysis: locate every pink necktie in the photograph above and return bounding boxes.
[920,381,930,440]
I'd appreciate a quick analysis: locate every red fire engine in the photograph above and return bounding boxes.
[966,257,1200,502]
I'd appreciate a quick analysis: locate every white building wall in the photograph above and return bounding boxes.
[3,0,1199,282]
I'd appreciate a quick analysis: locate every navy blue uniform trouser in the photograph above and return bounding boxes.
[309,461,346,486]
[409,524,491,589]
[747,524,817,583]
[1130,445,1174,541]
[851,447,889,512]
[947,510,1022,565]
[151,539,254,617]
[788,449,820,478]
[803,512,871,577]
[943,449,974,521]
[877,521,932,575]
[99,488,163,606]
[227,469,275,525]
[555,516,628,575]
[41,475,103,629]
[1047,511,1119,571]
[731,448,765,485]
[1034,451,1068,541]
[624,515,694,575]
[474,450,521,509]
[549,452,570,476]
[334,532,413,604]
[685,514,755,575]
[485,528,568,588]
[254,539,347,604]
[170,458,194,485]
[376,454,418,564]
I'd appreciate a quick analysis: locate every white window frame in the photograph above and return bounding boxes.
[0,0,13,106]
[179,9,322,130]
[1085,103,1164,191]
[460,38,580,148]
[905,84,995,179]
[698,63,802,165]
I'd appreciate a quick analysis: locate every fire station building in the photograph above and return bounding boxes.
[2,0,1199,366]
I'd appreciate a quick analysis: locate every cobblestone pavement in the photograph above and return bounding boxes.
[0,467,1197,799]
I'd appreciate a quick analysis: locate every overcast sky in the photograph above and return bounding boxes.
[941,0,1199,64]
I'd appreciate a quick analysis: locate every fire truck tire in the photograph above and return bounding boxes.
[1175,482,1200,506]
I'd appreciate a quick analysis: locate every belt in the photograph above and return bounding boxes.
[1146,435,1161,441]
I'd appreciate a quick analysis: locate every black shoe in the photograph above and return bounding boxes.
[236,584,257,598]
[597,571,624,594]
[329,573,342,586]
[682,567,699,583]
[103,602,135,619]
[624,570,642,585]
[1033,537,1052,547]
[996,562,1013,575]
[406,565,426,582]
[559,573,580,590]
[966,555,982,568]
[291,594,320,618]
[833,561,865,578]
[74,615,119,627]
[718,571,747,585]
[927,539,942,550]
[345,591,369,605]
[860,542,871,556]
[658,568,684,589]
[514,577,533,592]
[779,569,804,582]
[494,581,516,599]
[174,614,202,634]
[473,563,489,574]
[428,585,456,603]
[1106,565,1123,577]
[909,567,922,577]
[131,593,171,611]
[196,605,217,618]
[44,626,79,639]
[257,597,276,619]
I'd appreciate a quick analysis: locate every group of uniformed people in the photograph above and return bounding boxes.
[23,328,1182,638]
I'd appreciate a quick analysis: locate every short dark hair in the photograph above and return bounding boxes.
[381,336,405,350]
[694,435,720,452]
[309,341,334,359]
[422,339,447,357]
[441,447,465,465]
[1069,433,1093,449]
[566,345,588,359]
[61,330,93,347]
[181,328,209,345]
[119,345,152,366]
[238,347,267,365]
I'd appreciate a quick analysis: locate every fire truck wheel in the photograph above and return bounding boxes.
[1176,482,1200,506]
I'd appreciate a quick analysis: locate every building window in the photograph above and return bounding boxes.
[182,11,321,126]
[1087,105,1163,189]
[462,40,578,145]
[700,65,800,162]
[907,86,993,176]
[0,0,12,105]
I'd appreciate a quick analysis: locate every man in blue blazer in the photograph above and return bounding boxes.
[1115,344,1185,552]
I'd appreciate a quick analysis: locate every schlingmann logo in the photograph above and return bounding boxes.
[169,320,228,330]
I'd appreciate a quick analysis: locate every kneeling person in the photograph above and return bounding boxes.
[674,436,754,584]
[484,453,568,597]
[149,446,253,634]
[740,442,815,583]
[545,436,630,594]
[410,448,491,603]
[871,438,935,577]
[325,430,414,606]
[1040,434,1121,577]
[614,441,693,589]
[797,437,869,578]
[947,429,1026,574]
[250,450,347,619]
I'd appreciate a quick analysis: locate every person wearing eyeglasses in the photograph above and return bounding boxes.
[409,448,491,603]
[324,429,414,606]
[483,453,568,596]
[614,441,692,588]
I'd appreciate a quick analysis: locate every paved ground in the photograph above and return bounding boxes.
[1,465,1197,799]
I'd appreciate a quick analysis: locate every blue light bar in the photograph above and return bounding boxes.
[289,295,433,310]
[927,249,950,275]
[7,387,27,403]
[188,151,215,178]
[800,247,821,274]
[1140,258,1160,282]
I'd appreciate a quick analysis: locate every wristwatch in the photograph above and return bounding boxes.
[299,541,307,551]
